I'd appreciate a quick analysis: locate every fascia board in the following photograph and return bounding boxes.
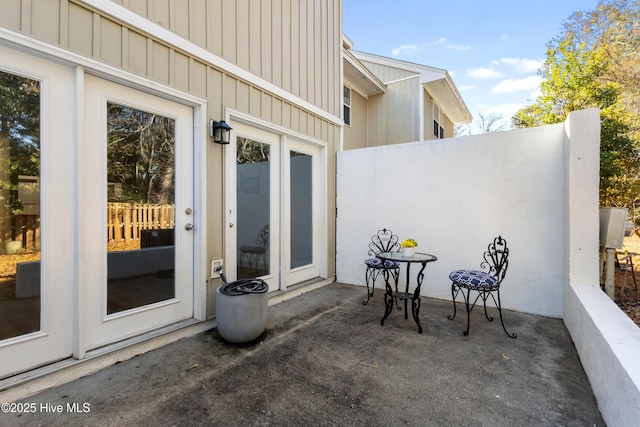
[424,77,473,123]
[352,50,447,79]
[343,50,386,97]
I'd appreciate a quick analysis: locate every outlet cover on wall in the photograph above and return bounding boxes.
[210,259,223,279]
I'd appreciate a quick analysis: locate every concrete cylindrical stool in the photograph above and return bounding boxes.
[215,279,269,344]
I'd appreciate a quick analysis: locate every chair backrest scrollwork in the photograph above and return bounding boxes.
[368,228,400,257]
[480,235,509,284]
[255,224,269,248]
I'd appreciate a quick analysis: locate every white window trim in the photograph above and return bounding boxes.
[433,102,444,139]
[343,86,352,127]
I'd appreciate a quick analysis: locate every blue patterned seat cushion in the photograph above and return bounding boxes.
[364,258,399,269]
[449,269,499,290]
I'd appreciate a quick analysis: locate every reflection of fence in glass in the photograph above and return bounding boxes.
[107,203,175,247]
[0,215,40,253]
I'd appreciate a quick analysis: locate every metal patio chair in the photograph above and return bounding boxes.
[447,235,517,338]
[239,224,269,276]
[363,228,400,305]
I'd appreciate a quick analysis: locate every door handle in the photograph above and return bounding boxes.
[185,223,194,231]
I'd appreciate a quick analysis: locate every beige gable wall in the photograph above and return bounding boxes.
[443,116,453,138]
[0,0,341,286]
[424,90,435,141]
[110,0,341,117]
[358,60,415,83]
[343,85,368,150]
[424,90,455,140]
[367,78,419,146]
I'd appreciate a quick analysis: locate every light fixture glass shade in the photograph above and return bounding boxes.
[211,120,232,144]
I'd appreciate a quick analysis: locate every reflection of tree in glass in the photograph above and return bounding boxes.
[107,103,175,204]
[237,137,269,164]
[0,71,40,217]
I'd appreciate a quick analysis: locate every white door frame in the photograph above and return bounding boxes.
[224,110,328,292]
[0,45,75,378]
[79,75,203,353]
[225,121,282,291]
[0,36,208,377]
[283,137,322,285]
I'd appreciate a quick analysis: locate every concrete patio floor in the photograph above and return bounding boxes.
[1,282,604,426]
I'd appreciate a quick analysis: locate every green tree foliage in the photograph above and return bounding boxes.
[107,103,175,204]
[0,70,40,215]
[513,0,640,209]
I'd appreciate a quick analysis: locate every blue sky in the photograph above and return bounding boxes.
[342,0,602,133]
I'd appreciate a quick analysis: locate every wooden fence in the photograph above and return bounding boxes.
[107,203,175,243]
[0,214,40,253]
[0,203,174,254]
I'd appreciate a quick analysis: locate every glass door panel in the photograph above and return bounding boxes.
[236,137,271,279]
[0,70,41,341]
[290,151,313,269]
[284,139,320,286]
[106,103,176,314]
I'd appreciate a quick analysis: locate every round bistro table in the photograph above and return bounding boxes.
[376,251,438,333]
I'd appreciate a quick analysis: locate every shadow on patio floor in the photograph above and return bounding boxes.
[2,282,604,426]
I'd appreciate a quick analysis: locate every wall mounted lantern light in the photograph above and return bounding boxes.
[210,120,232,144]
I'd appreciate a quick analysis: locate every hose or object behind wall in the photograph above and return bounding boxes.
[219,278,269,296]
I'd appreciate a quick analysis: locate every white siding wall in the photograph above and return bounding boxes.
[337,109,640,427]
[337,123,566,316]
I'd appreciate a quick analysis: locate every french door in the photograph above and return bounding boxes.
[0,46,75,378]
[81,76,195,351]
[226,121,322,292]
[0,45,199,379]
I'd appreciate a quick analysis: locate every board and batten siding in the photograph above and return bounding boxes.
[358,59,415,83]
[0,0,340,139]
[367,78,419,146]
[111,0,341,118]
[0,0,341,314]
[342,85,369,150]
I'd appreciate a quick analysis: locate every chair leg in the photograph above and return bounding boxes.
[494,290,517,339]
[447,282,459,321]
[631,257,638,292]
[447,284,474,336]
[363,268,376,305]
[463,288,473,336]
[481,291,494,322]
[381,269,394,326]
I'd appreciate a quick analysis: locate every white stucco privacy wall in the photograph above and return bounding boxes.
[337,109,640,427]
[337,118,566,317]
[561,110,640,427]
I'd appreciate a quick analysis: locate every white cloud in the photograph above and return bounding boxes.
[500,57,543,74]
[457,85,475,92]
[447,43,471,51]
[529,88,542,101]
[432,37,446,45]
[466,67,503,79]
[490,75,542,94]
[501,34,509,40]
[391,44,419,57]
